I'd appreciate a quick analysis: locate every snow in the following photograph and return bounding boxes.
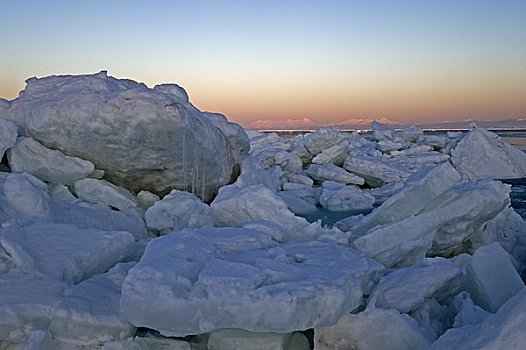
[121,228,383,336]
[8,137,95,185]
[2,73,526,348]
[0,222,135,284]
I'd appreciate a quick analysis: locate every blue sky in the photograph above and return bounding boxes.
[1,0,525,125]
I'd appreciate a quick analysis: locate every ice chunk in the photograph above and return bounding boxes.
[352,162,462,235]
[371,258,461,313]
[428,180,510,255]
[419,135,447,150]
[451,125,526,180]
[451,292,491,328]
[3,72,247,201]
[306,163,365,185]
[145,190,214,235]
[207,329,309,350]
[211,184,313,241]
[0,222,135,284]
[277,191,318,216]
[302,128,348,156]
[389,145,433,157]
[0,270,66,343]
[319,181,375,212]
[1,173,52,222]
[430,289,526,350]
[0,118,17,160]
[74,178,140,213]
[49,263,136,345]
[377,140,405,152]
[400,125,423,142]
[353,180,510,267]
[372,121,396,141]
[136,190,159,210]
[465,242,525,312]
[8,137,95,185]
[311,141,349,165]
[314,308,431,350]
[101,336,191,350]
[121,231,383,336]
[343,155,411,187]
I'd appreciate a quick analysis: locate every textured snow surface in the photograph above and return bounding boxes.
[207,329,309,350]
[121,227,383,336]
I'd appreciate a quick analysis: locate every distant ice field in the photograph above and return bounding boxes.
[271,129,526,224]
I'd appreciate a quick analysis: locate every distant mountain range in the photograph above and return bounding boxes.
[243,117,526,131]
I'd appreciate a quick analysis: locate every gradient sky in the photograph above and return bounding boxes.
[1,0,525,126]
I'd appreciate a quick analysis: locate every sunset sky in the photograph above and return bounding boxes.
[1,0,525,127]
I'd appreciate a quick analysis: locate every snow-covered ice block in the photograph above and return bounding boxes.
[101,336,191,350]
[0,118,17,160]
[318,181,375,212]
[211,184,313,241]
[302,128,348,156]
[451,125,526,180]
[371,258,461,313]
[428,180,510,255]
[465,242,525,313]
[121,229,383,336]
[49,263,136,345]
[136,190,159,211]
[277,191,318,215]
[352,162,462,235]
[145,190,214,235]
[0,173,146,239]
[207,329,309,350]
[353,180,509,266]
[430,289,526,350]
[400,125,423,142]
[311,141,349,165]
[306,163,364,185]
[0,222,135,284]
[377,140,405,152]
[372,121,396,141]
[48,184,79,203]
[343,155,411,187]
[390,144,433,157]
[314,308,431,350]
[248,131,291,154]
[3,71,247,201]
[74,178,140,213]
[0,173,52,223]
[396,151,450,172]
[419,135,447,150]
[0,270,66,343]
[8,137,95,185]
[451,292,491,328]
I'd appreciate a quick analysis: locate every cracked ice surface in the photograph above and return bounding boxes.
[121,226,383,336]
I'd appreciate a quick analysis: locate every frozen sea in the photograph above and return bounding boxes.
[273,129,526,224]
